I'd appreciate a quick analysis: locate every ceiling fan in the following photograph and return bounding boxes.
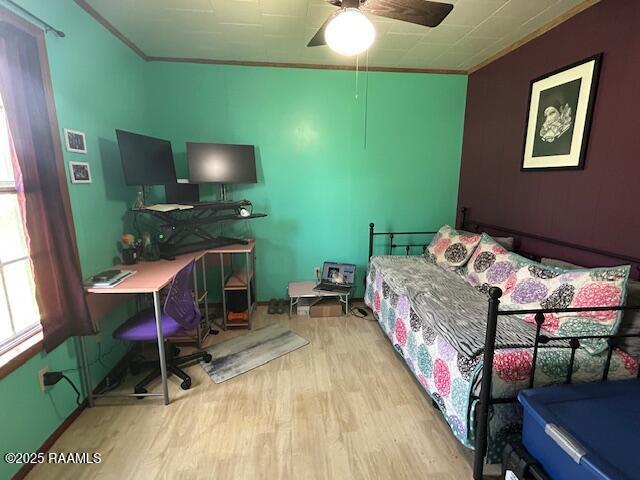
[307,0,454,56]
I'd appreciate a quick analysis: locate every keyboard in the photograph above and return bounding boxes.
[313,282,352,294]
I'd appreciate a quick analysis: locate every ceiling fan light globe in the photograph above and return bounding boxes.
[325,8,375,56]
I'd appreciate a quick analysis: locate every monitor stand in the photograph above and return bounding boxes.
[134,185,148,209]
[158,236,247,259]
[134,199,264,259]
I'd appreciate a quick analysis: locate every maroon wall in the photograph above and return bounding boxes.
[457,0,640,274]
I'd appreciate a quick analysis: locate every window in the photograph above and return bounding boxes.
[0,92,41,355]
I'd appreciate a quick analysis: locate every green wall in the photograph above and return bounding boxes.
[0,1,147,478]
[144,63,468,299]
[0,2,467,478]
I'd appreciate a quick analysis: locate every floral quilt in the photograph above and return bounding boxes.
[365,255,638,463]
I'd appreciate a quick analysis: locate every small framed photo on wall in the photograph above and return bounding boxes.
[522,53,602,171]
[69,161,92,184]
[64,128,87,153]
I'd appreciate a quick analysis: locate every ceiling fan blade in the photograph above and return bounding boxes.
[307,16,332,47]
[361,0,453,27]
[307,17,331,47]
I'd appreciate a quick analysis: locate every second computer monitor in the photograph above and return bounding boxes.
[187,142,257,184]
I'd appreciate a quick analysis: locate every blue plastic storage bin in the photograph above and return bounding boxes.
[518,379,640,480]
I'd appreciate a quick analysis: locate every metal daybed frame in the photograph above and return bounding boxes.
[367,207,640,479]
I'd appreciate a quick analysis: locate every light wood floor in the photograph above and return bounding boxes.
[27,307,473,480]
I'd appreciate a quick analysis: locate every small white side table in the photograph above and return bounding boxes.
[287,281,350,317]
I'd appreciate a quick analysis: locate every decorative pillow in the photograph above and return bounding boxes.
[425,225,481,270]
[463,234,524,294]
[542,257,640,358]
[461,230,515,251]
[465,235,630,355]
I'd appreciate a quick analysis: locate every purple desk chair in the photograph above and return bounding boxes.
[113,261,212,394]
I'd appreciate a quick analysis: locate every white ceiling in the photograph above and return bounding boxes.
[83,0,595,71]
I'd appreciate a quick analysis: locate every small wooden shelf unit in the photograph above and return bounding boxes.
[211,240,257,329]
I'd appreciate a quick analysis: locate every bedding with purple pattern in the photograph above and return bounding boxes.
[464,234,630,355]
[365,255,638,462]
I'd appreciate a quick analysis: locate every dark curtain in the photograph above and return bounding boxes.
[0,20,94,351]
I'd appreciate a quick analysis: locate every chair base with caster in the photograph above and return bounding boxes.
[131,348,212,396]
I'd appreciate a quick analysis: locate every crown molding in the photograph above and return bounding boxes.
[145,56,466,74]
[75,0,598,76]
[73,0,463,74]
[74,0,147,60]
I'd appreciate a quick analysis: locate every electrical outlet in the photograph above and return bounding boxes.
[38,367,49,391]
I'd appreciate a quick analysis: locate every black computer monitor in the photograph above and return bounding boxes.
[187,142,257,184]
[165,182,199,204]
[116,129,177,186]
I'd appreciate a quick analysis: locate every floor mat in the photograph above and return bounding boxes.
[200,323,309,383]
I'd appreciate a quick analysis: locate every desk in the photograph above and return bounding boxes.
[84,250,207,405]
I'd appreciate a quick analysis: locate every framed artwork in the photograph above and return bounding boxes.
[522,53,602,171]
[64,128,87,153]
[69,161,92,184]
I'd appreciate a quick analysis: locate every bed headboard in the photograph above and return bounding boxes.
[459,207,640,278]
[368,223,438,258]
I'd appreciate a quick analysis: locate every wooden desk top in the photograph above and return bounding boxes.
[86,250,206,294]
[86,238,254,297]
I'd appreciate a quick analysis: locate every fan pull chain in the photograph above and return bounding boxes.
[363,50,369,148]
[355,55,359,99]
